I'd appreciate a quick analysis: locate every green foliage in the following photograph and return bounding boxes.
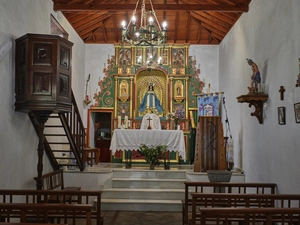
[139,144,167,166]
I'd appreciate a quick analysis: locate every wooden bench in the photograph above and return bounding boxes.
[34,169,81,203]
[0,203,92,225]
[182,182,277,225]
[189,193,300,225]
[199,207,300,225]
[0,189,103,225]
[34,169,81,191]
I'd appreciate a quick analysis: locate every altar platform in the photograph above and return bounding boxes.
[63,163,245,211]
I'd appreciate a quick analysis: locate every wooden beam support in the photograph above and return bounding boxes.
[54,3,249,12]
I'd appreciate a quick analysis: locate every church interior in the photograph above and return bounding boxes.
[1,0,300,224]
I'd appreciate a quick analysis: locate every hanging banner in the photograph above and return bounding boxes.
[197,94,219,116]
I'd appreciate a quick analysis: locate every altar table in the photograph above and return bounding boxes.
[110,129,186,161]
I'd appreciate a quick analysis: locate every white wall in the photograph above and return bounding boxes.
[219,0,300,193]
[0,0,85,189]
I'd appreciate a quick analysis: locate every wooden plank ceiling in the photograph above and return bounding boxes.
[52,0,252,45]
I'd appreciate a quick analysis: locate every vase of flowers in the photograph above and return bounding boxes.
[166,106,185,130]
[139,144,167,170]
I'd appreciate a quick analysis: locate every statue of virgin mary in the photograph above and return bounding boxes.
[138,83,163,114]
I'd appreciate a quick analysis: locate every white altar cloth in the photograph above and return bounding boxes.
[110,129,186,161]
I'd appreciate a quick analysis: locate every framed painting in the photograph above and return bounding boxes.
[294,102,300,123]
[160,48,168,65]
[172,48,185,66]
[135,48,143,64]
[119,48,131,66]
[278,106,285,125]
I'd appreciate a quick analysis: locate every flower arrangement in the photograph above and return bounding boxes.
[139,144,167,169]
[166,106,185,126]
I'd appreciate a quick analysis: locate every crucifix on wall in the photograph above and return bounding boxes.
[279,86,285,101]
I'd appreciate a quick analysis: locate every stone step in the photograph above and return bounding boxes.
[100,199,182,212]
[112,169,187,179]
[112,178,186,189]
[102,188,184,200]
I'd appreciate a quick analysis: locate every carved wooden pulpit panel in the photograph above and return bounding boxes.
[194,116,226,172]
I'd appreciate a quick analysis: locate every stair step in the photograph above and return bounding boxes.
[45,125,63,128]
[44,134,67,136]
[113,170,187,179]
[100,199,182,212]
[112,178,185,189]
[102,188,184,199]
[47,142,69,145]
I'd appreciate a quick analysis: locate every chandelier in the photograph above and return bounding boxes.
[121,0,167,46]
[137,48,162,70]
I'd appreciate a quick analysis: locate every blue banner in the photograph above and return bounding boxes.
[197,94,219,116]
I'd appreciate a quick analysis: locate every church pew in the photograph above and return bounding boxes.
[0,190,103,225]
[0,203,92,225]
[189,193,300,225]
[199,207,300,225]
[182,182,277,225]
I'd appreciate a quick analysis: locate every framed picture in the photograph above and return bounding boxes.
[172,48,185,66]
[160,48,168,65]
[135,48,143,64]
[278,107,285,125]
[294,102,300,123]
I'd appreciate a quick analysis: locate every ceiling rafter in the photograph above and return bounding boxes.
[191,11,227,34]
[54,3,249,12]
[52,0,252,45]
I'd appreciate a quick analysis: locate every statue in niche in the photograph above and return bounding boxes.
[138,83,163,114]
[246,58,261,93]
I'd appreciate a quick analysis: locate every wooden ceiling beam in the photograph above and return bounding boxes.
[191,12,227,34]
[54,3,249,12]
[185,14,191,43]
[174,12,179,43]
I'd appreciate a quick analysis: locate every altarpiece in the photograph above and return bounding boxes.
[90,44,204,164]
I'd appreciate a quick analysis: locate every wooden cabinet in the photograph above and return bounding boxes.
[96,140,111,162]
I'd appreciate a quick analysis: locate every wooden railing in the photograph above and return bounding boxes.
[58,91,86,171]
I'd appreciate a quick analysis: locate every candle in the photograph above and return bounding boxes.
[118,116,121,129]
[124,116,128,129]
[104,63,106,68]
[108,54,110,59]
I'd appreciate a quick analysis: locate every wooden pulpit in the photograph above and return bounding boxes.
[194,116,227,172]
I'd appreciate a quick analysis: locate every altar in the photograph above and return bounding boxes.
[110,129,186,162]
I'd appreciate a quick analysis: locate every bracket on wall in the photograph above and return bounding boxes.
[237,94,268,124]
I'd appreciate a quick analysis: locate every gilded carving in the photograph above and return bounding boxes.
[174,80,184,102]
[118,80,129,102]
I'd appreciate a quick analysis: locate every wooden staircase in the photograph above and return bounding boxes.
[29,91,86,171]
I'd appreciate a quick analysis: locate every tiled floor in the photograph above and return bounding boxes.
[103,211,182,225]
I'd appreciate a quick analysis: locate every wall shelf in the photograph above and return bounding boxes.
[237,94,268,124]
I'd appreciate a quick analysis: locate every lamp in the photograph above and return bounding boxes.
[121,0,167,47]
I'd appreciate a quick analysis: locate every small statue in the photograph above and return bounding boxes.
[246,58,261,93]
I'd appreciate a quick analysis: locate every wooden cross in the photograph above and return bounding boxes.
[279,86,285,101]
[147,117,152,130]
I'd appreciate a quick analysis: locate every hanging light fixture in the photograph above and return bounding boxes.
[121,0,167,47]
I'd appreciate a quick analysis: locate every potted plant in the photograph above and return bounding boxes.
[139,144,167,170]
